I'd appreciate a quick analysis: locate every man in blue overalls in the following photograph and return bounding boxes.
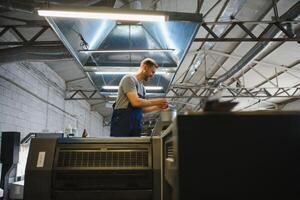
[110,58,168,137]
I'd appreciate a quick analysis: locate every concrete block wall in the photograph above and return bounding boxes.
[0,61,110,138]
[0,61,110,176]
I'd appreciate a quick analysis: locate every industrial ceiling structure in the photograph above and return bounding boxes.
[1,0,300,125]
[42,6,201,100]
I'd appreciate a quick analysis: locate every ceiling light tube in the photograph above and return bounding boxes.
[85,66,177,73]
[102,86,119,90]
[95,71,167,75]
[144,86,164,90]
[102,86,163,90]
[108,95,118,98]
[79,49,174,53]
[38,10,166,22]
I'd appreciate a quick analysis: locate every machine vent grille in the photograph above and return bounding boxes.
[56,150,149,168]
[166,143,174,159]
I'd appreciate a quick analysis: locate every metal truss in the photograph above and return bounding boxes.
[65,90,105,100]
[0,21,62,46]
[66,86,300,100]
[168,85,300,99]
[103,117,111,127]
[194,20,300,42]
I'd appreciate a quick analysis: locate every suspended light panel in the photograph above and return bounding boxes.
[38,10,166,22]
[95,71,167,75]
[102,86,163,90]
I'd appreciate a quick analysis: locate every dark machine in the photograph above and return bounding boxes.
[0,132,20,200]
[162,112,300,200]
[24,137,161,200]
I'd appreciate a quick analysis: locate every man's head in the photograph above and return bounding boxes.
[140,58,158,81]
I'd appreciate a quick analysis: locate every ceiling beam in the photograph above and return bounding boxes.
[215,1,300,83]
[238,83,300,111]
[65,90,106,101]
[66,77,88,84]
[0,25,62,46]
[194,21,300,42]
[190,49,300,74]
[66,86,300,100]
[169,85,300,99]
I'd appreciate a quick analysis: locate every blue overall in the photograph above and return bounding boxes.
[110,93,144,137]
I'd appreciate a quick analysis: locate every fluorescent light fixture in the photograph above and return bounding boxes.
[85,66,177,73]
[102,86,119,90]
[144,86,164,90]
[38,10,166,22]
[102,86,163,90]
[79,49,174,53]
[95,71,167,75]
[108,95,118,98]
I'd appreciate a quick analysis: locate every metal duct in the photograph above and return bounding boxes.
[183,0,247,83]
[0,46,72,64]
[213,1,300,87]
[43,7,201,97]
[172,0,247,112]
[0,1,37,13]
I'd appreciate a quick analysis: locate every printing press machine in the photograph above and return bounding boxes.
[23,137,162,200]
[161,112,300,200]
[24,111,300,200]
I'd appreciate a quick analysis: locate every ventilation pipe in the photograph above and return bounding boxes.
[0,46,72,64]
[212,1,300,87]
[181,0,247,83]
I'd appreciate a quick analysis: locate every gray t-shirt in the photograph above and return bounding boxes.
[114,75,146,109]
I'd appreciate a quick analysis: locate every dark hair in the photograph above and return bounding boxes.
[141,58,158,68]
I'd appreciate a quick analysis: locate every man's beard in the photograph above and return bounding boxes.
[143,73,150,81]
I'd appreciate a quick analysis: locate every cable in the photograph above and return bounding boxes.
[71,27,89,50]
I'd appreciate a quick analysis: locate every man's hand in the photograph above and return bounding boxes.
[160,102,168,109]
[141,98,168,113]
[158,99,168,109]
[155,98,168,108]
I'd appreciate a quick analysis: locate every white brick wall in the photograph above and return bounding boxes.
[0,61,111,176]
[0,62,110,138]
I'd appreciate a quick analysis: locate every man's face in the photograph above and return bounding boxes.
[143,65,157,81]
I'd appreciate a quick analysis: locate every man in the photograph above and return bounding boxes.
[110,58,168,137]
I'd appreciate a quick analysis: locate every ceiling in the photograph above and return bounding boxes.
[1,0,300,122]
[43,8,200,98]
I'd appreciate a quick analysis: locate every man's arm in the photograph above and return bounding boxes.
[126,91,167,108]
[142,105,161,113]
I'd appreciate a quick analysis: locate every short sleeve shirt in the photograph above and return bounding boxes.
[114,75,146,109]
